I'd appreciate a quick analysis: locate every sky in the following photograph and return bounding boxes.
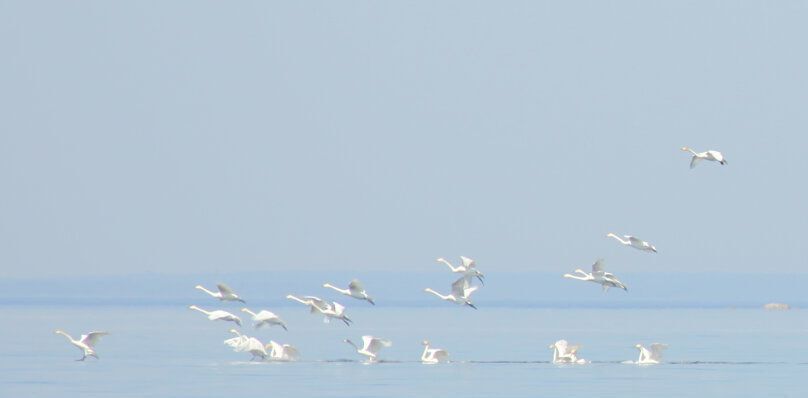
[1,1,807,278]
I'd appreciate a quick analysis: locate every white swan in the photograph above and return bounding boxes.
[224,328,248,350]
[344,335,392,362]
[607,233,657,253]
[241,308,288,330]
[563,259,628,292]
[436,256,485,284]
[195,283,246,303]
[681,147,727,169]
[266,340,300,361]
[188,305,242,326]
[223,329,267,360]
[421,340,449,364]
[286,295,352,325]
[55,329,108,361]
[424,276,479,309]
[635,343,668,364]
[323,279,375,305]
[549,339,588,364]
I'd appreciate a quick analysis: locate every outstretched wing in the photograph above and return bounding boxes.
[348,279,364,294]
[366,337,392,353]
[217,284,236,296]
[649,343,668,360]
[450,276,469,297]
[80,331,109,347]
[690,156,701,169]
[591,259,605,275]
[303,296,330,311]
[460,256,476,269]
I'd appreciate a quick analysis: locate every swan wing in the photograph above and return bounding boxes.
[690,155,702,169]
[649,343,668,360]
[216,283,236,296]
[80,331,108,347]
[460,256,476,269]
[591,259,605,275]
[282,345,300,360]
[303,296,330,311]
[450,276,468,297]
[463,285,479,298]
[348,279,365,294]
[365,337,392,353]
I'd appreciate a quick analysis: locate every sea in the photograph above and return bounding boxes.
[1,302,806,397]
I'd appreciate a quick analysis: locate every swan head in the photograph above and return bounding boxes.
[634,343,643,349]
[422,340,430,346]
[680,146,690,152]
[240,308,250,313]
[194,285,204,289]
[188,305,198,310]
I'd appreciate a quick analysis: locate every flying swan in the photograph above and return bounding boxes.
[424,276,479,309]
[606,233,657,253]
[55,329,109,361]
[323,279,375,305]
[241,308,288,330]
[681,147,727,169]
[344,335,392,363]
[195,283,246,303]
[189,305,242,326]
[436,256,485,284]
[563,259,628,292]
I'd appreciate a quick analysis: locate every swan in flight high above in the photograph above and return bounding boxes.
[55,330,109,361]
[188,305,242,326]
[241,308,288,330]
[424,275,479,309]
[635,343,668,364]
[563,259,628,292]
[195,283,246,303]
[421,340,449,364]
[681,147,727,169]
[607,233,657,253]
[344,335,392,363]
[323,279,375,305]
[549,339,588,364]
[436,256,485,284]
[266,340,300,361]
[286,295,352,326]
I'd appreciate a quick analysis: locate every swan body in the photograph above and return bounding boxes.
[436,256,485,284]
[344,335,392,362]
[421,340,449,364]
[424,276,479,309]
[323,279,375,305]
[635,343,668,364]
[266,340,300,361]
[681,147,727,169]
[55,329,108,361]
[195,283,246,303]
[563,259,628,292]
[286,295,352,325]
[241,308,288,330]
[189,305,242,326]
[607,233,657,253]
[549,339,588,364]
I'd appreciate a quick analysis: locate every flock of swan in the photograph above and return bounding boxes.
[55,147,727,365]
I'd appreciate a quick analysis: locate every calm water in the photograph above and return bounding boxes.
[1,304,805,397]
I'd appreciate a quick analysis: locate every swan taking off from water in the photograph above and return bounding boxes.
[344,335,392,362]
[266,340,300,361]
[55,330,108,361]
[223,329,267,360]
[424,276,479,309]
[607,233,657,253]
[634,343,668,364]
[195,284,246,303]
[549,340,588,364]
[436,256,485,284]
[563,259,628,292]
[189,305,242,326]
[241,308,288,330]
[681,147,727,169]
[421,340,449,364]
[286,295,352,325]
[323,279,375,305]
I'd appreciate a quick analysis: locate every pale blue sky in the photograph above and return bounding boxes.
[1,1,807,277]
